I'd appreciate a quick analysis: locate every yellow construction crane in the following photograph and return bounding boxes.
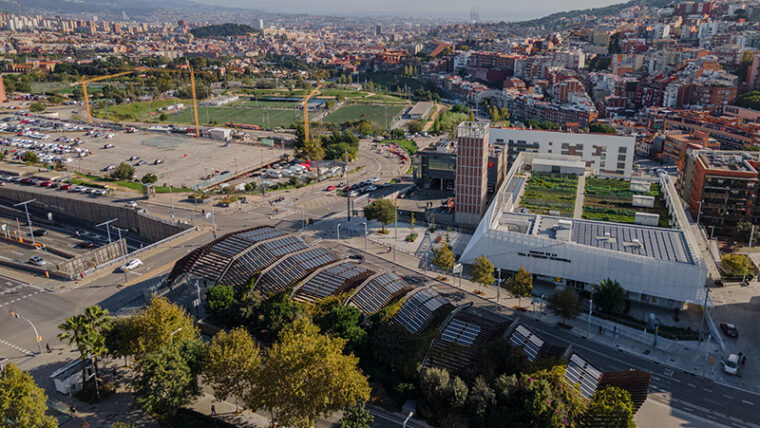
[302,83,323,143]
[74,66,201,137]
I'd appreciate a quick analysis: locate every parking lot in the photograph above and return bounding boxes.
[0,114,290,189]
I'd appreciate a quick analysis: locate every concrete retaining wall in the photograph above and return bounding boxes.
[0,188,191,242]
[56,239,126,275]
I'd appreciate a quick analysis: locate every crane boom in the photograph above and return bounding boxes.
[188,66,200,137]
[75,71,134,124]
[302,83,323,143]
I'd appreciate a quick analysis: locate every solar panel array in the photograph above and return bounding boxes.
[211,227,285,256]
[256,247,339,294]
[509,325,545,361]
[350,273,411,315]
[217,235,308,287]
[440,319,481,347]
[571,221,691,263]
[296,262,372,301]
[394,289,449,334]
[565,353,603,399]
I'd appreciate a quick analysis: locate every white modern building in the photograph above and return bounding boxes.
[459,153,708,308]
[489,128,635,179]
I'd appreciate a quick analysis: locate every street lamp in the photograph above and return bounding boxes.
[13,199,36,246]
[336,223,342,241]
[361,222,367,251]
[9,312,42,355]
[95,218,118,244]
[169,327,183,346]
[403,411,414,428]
[696,200,704,225]
[587,297,593,337]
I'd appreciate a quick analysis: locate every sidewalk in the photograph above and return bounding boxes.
[323,221,759,395]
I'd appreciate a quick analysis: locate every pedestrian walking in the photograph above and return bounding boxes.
[46,343,51,353]
[211,405,216,416]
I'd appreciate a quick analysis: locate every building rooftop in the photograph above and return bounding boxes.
[698,151,759,173]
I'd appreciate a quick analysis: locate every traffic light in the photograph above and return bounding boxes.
[9,312,18,319]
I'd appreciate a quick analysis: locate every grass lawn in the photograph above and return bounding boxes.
[236,99,302,108]
[519,173,578,216]
[93,98,190,122]
[167,106,300,129]
[582,178,671,227]
[386,139,418,155]
[323,104,405,128]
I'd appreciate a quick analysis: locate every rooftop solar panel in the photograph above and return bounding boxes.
[257,247,339,294]
[509,325,544,361]
[440,319,481,347]
[350,273,412,315]
[298,262,371,300]
[393,288,449,334]
[565,353,603,399]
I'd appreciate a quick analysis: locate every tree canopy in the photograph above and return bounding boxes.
[0,364,57,428]
[471,255,495,291]
[190,23,256,38]
[204,327,261,412]
[363,199,395,233]
[593,278,627,315]
[133,345,200,417]
[547,288,581,323]
[111,162,135,181]
[584,386,636,428]
[589,123,617,135]
[507,266,533,306]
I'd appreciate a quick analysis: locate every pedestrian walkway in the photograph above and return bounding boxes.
[573,173,586,219]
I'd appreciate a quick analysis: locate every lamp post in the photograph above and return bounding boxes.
[336,223,342,241]
[362,222,367,251]
[9,312,42,355]
[169,328,183,346]
[587,297,593,337]
[496,268,501,303]
[95,218,118,244]
[403,411,414,428]
[13,199,36,246]
[696,200,704,225]
[394,197,398,263]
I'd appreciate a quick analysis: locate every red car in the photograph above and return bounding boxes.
[59,184,71,190]
[324,185,336,191]
[39,181,53,187]
[20,178,34,185]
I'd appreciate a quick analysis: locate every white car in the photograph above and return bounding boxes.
[372,176,380,182]
[723,353,740,375]
[119,259,143,272]
[125,201,138,208]
[29,256,46,266]
[73,185,87,192]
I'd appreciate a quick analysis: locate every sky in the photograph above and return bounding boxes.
[191,0,628,21]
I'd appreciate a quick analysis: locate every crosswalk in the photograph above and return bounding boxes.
[0,289,43,308]
[0,338,33,355]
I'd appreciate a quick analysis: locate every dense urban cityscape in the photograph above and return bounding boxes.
[0,0,759,427]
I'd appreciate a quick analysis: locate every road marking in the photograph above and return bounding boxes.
[0,338,32,355]
[723,394,733,399]
[0,290,41,308]
[742,400,753,405]
[703,388,712,393]
[687,383,697,388]
[0,284,27,295]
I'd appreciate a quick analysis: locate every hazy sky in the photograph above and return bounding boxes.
[191,0,628,21]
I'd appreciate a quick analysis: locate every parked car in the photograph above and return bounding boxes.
[128,155,139,161]
[29,255,46,266]
[39,181,53,187]
[720,322,739,337]
[348,254,365,262]
[29,229,47,237]
[372,176,380,182]
[59,184,71,190]
[324,185,336,191]
[154,159,164,165]
[78,241,96,249]
[104,164,116,171]
[135,160,147,166]
[103,143,114,149]
[723,353,740,375]
[125,201,138,208]
[119,259,143,272]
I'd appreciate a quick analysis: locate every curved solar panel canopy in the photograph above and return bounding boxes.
[254,247,340,295]
[293,261,374,302]
[393,287,453,335]
[347,272,414,315]
[216,235,308,288]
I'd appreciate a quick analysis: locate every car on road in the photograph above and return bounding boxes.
[29,256,46,266]
[154,159,164,165]
[349,190,360,197]
[324,185,336,191]
[125,201,138,208]
[104,164,116,171]
[20,178,35,185]
[72,185,86,192]
[94,189,108,196]
[723,353,740,375]
[372,176,380,182]
[128,155,139,161]
[348,254,365,262]
[29,229,47,237]
[39,181,53,187]
[720,322,739,337]
[77,241,96,249]
[135,160,147,166]
[119,259,143,272]
[59,184,71,190]
[365,185,377,192]
[103,143,114,149]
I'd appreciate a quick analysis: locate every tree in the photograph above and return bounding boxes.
[111,162,135,180]
[204,327,261,412]
[318,306,367,352]
[419,367,468,412]
[130,297,199,359]
[141,173,158,184]
[58,311,108,399]
[338,402,374,428]
[133,345,199,417]
[0,363,57,428]
[468,376,496,422]
[432,241,455,273]
[251,318,371,427]
[471,255,495,293]
[507,266,532,307]
[584,386,636,428]
[593,278,627,315]
[406,120,423,134]
[300,138,325,161]
[23,151,39,164]
[204,285,236,321]
[104,315,142,367]
[363,199,395,233]
[720,254,755,278]
[546,288,581,323]
[589,123,617,135]
[468,110,475,121]
[29,101,46,113]
[735,221,759,245]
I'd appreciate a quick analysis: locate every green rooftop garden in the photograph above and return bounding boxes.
[582,178,671,227]
[519,173,578,216]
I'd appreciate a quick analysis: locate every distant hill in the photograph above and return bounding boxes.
[190,23,256,38]
[0,0,197,19]
[512,0,672,29]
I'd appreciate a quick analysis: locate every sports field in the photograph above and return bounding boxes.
[323,104,405,128]
[93,98,190,122]
[168,106,301,129]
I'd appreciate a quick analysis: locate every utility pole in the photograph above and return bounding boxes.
[336,223,341,241]
[393,197,398,263]
[698,274,712,342]
[13,200,36,246]
[168,175,175,220]
[9,312,42,355]
[116,227,127,284]
[696,200,703,225]
[742,225,754,284]
[362,222,367,251]
[345,149,351,221]
[497,268,501,302]
[587,297,593,337]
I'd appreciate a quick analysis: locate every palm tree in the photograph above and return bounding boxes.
[58,315,94,394]
[58,306,112,402]
[82,306,112,376]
